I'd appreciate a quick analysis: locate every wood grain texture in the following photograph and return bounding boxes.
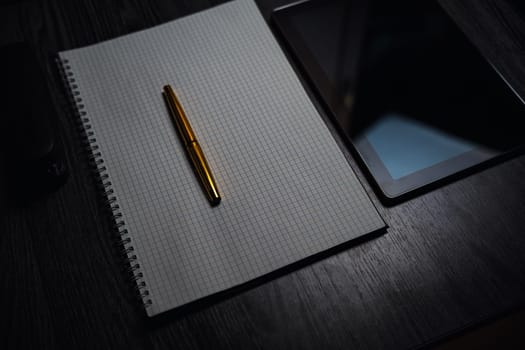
[2,0,525,349]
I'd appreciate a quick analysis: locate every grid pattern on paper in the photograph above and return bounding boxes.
[59,0,385,317]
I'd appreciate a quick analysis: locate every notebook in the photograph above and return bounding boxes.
[57,0,385,317]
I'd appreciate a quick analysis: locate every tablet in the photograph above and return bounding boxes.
[271,0,525,203]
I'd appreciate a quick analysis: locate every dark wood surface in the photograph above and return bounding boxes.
[2,0,525,349]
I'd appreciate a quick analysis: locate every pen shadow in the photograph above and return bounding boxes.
[143,226,387,329]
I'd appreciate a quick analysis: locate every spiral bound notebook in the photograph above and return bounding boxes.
[57,0,385,317]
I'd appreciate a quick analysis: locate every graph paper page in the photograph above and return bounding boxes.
[59,0,385,317]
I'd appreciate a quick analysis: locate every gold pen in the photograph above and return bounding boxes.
[162,85,221,206]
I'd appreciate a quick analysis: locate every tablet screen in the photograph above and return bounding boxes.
[272,0,525,202]
[365,114,475,180]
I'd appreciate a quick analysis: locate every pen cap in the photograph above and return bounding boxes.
[163,85,196,144]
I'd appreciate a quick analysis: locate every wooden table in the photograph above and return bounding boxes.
[2,0,525,349]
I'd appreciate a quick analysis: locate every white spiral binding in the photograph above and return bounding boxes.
[56,57,152,308]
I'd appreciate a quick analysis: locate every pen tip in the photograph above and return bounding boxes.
[210,196,221,207]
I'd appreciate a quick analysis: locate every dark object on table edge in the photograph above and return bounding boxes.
[1,42,68,203]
